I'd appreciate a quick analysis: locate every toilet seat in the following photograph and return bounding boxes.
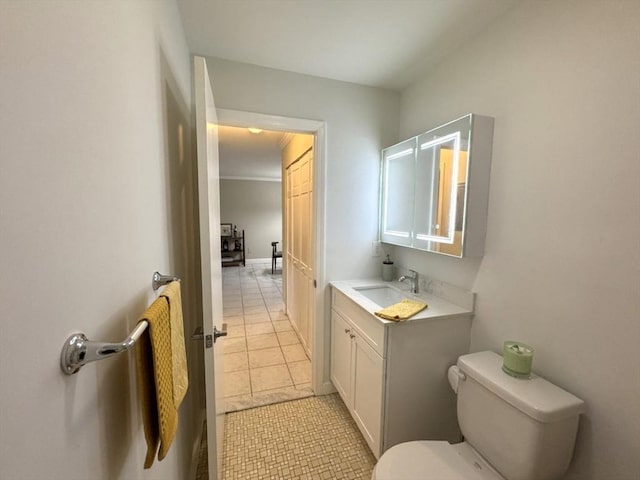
[372,441,505,480]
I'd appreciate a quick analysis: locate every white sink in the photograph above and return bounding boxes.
[353,285,408,308]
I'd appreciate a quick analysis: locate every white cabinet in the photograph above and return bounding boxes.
[330,311,352,401]
[351,332,384,452]
[330,286,472,458]
[380,114,494,257]
[331,310,384,454]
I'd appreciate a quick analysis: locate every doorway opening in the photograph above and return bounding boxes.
[215,109,328,412]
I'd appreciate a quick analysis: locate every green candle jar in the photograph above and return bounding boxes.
[502,341,534,378]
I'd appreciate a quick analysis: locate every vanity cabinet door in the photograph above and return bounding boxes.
[352,334,384,458]
[330,310,353,404]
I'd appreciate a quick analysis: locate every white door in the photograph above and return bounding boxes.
[329,310,352,402]
[352,335,384,457]
[194,56,225,480]
[285,148,314,355]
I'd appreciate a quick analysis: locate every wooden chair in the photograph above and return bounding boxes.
[271,241,282,274]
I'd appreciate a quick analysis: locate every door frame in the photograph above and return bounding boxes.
[216,108,331,395]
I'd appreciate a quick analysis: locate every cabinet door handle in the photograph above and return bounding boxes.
[344,328,351,334]
[349,334,356,339]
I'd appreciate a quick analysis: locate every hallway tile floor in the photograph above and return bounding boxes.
[221,263,313,412]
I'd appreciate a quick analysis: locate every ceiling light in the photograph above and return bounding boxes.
[248,127,263,134]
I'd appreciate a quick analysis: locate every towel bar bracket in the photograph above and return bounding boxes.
[152,271,179,291]
[60,321,148,375]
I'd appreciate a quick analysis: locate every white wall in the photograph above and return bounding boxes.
[0,1,201,479]
[206,59,400,394]
[393,2,640,479]
[205,57,401,281]
[220,179,282,259]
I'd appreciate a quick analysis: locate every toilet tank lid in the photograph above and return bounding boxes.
[458,351,586,423]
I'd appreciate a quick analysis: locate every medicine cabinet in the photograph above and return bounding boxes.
[380,114,493,257]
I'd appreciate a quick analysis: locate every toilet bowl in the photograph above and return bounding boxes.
[371,351,585,480]
[372,440,504,480]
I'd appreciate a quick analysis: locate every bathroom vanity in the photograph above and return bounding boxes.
[330,280,473,458]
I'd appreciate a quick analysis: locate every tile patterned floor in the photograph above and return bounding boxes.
[221,263,313,412]
[223,394,376,480]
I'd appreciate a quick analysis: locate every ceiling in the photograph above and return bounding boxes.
[177,0,519,91]
[179,0,519,179]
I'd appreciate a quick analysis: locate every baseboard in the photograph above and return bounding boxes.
[314,381,337,396]
[245,257,271,264]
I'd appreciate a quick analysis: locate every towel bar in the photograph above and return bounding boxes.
[60,321,149,375]
[60,271,181,374]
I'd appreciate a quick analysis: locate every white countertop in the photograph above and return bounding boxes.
[330,279,473,324]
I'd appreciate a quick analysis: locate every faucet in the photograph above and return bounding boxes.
[399,269,419,294]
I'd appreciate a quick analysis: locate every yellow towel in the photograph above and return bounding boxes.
[135,293,186,468]
[159,281,188,407]
[375,299,428,322]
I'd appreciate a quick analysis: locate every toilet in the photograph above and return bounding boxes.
[372,351,585,480]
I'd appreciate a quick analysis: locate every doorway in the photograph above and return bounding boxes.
[216,109,328,408]
[217,126,313,411]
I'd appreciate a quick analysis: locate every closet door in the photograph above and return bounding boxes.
[285,164,296,330]
[285,159,299,344]
[285,148,314,355]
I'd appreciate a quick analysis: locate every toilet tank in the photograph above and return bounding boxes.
[456,351,585,480]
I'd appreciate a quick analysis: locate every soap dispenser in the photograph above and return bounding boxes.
[382,255,394,281]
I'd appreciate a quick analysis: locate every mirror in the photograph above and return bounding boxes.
[380,137,416,247]
[380,114,493,257]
